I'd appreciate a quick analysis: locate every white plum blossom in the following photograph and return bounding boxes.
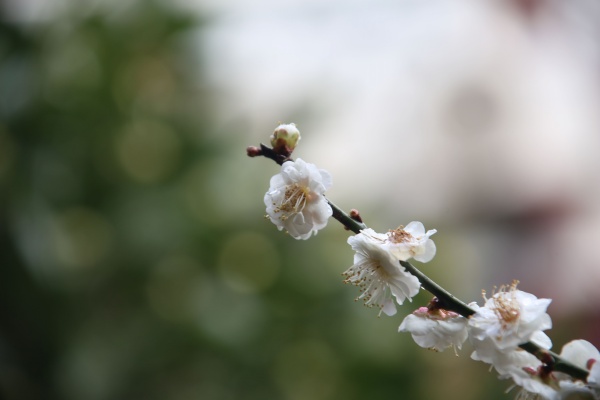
[386,221,437,263]
[343,228,421,316]
[264,158,332,240]
[468,282,552,354]
[499,349,559,400]
[467,282,556,398]
[470,331,558,400]
[470,329,553,369]
[398,303,468,352]
[556,340,600,399]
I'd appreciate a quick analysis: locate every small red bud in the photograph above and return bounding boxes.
[350,209,363,223]
[246,146,262,157]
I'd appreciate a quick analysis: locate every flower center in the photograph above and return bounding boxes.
[490,280,521,327]
[388,226,413,244]
[273,183,309,221]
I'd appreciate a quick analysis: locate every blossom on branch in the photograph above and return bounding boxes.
[499,347,559,400]
[386,221,437,263]
[558,339,600,374]
[250,123,593,394]
[467,282,556,398]
[556,340,600,399]
[264,158,332,240]
[469,330,558,399]
[468,282,552,354]
[398,304,468,352]
[343,228,421,316]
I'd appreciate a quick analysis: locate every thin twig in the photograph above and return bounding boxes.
[250,145,590,382]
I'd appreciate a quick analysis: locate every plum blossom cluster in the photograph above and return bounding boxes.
[251,123,597,400]
[465,283,558,399]
[342,223,436,316]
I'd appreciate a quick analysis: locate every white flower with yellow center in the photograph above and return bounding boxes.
[343,228,421,316]
[386,221,437,263]
[468,281,552,354]
[468,281,554,395]
[264,158,332,240]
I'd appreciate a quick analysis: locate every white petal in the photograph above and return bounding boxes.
[319,169,333,190]
[530,331,552,350]
[400,313,468,352]
[404,221,425,236]
[589,361,600,387]
[413,239,436,263]
[388,272,421,304]
[559,340,600,371]
[382,299,397,316]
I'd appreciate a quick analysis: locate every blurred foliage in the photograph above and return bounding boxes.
[0,1,521,400]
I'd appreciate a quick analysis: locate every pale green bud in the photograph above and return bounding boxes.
[270,123,300,156]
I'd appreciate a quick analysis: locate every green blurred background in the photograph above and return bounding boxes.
[1,1,599,400]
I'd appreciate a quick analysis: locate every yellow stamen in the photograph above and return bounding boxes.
[388,226,413,244]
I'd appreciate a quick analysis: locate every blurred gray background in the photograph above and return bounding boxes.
[1,0,599,399]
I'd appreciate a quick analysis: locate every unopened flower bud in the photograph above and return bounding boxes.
[246,146,262,157]
[270,123,300,156]
[350,209,363,223]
